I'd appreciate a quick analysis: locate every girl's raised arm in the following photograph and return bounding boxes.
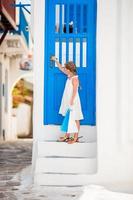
[50,56,69,75]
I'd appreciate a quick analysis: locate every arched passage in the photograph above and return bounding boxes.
[11,74,33,139]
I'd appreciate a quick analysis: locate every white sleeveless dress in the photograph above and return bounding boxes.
[59,75,84,120]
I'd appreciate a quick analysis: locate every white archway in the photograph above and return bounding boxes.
[10,73,33,139]
[11,72,33,93]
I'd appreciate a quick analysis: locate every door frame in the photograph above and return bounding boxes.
[43,0,97,125]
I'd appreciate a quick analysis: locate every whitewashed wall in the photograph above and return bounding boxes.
[0,54,6,140]
[17,103,31,137]
[9,58,33,140]
[32,0,133,190]
[96,0,133,188]
[1,55,11,141]
[0,53,32,140]
[7,57,32,140]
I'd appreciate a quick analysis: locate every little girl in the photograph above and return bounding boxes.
[51,56,84,144]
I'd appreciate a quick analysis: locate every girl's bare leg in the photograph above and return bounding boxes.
[59,133,70,142]
[75,120,80,132]
[67,120,80,144]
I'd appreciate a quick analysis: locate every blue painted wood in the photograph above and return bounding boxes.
[66,37,69,62]
[19,8,29,45]
[44,0,97,125]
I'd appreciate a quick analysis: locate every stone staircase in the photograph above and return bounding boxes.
[34,126,97,186]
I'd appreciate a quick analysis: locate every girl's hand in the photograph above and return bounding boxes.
[69,104,74,111]
[50,56,57,61]
[69,99,74,110]
[70,99,74,106]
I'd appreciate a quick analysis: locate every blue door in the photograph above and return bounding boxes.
[44,0,97,125]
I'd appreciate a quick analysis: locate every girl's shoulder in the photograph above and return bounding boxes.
[71,75,78,79]
[71,75,79,85]
[67,75,78,80]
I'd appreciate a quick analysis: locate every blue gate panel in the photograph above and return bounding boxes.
[44,0,97,125]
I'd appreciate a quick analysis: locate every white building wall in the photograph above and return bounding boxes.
[0,55,11,140]
[17,103,31,137]
[9,57,33,140]
[120,0,133,143]
[0,53,32,140]
[0,54,5,139]
[32,0,133,189]
[4,56,11,140]
[30,0,34,43]
[96,0,133,186]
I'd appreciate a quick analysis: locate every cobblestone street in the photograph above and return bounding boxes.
[0,140,133,200]
[0,140,32,199]
[0,140,83,200]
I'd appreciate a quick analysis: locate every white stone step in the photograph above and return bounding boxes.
[29,185,83,200]
[39,125,97,142]
[34,173,96,186]
[35,157,97,174]
[38,141,97,158]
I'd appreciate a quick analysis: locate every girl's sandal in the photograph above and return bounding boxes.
[67,136,79,144]
[57,135,69,142]
[67,136,83,144]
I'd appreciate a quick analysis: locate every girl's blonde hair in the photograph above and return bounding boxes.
[65,61,77,75]
[65,61,82,90]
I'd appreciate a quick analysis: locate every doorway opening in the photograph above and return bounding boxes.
[11,76,33,139]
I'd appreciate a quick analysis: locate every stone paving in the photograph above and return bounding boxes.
[1,140,133,200]
[0,140,32,199]
[0,140,83,200]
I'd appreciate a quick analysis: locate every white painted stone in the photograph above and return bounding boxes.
[39,125,97,142]
[35,157,97,174]
[0,34,32,141]
[32,0,133,189]
[17,103,31,137]
[80,185,133,200]
[38,141,97,158]
[34,174,96,186]
[10,116,17,140]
